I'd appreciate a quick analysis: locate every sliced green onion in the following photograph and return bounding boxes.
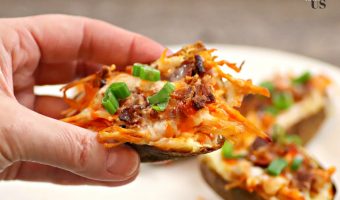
[133,63,160,81]
[260,81,275,93]
[221,141,233,158]
[272,92,294,110]
[291,156,304,171]
[147,82,175,104]
[293,71,311,85]
[283,134,302,146]
[132,63,143,77]
[264,106,280,116]
[140,67,160,82]
[107,82,131,100]
[271,124,285,142]
[221,141,244,159]
[151,100,169,112]
[102,92,119,114]
[102,82,130,114]
[267,158,288,176]
[272,125,302,145]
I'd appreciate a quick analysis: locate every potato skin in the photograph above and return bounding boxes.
[200,158,336,200]
[200,160,264,200]
[239,95,326,145]
[287,107,326,145]
[129,138,224,162]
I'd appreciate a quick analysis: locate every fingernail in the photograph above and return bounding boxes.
[106,145,139,179]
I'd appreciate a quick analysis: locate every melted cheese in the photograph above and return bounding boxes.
[276,90,326,130]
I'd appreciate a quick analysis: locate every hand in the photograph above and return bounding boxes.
[0,14,165,186]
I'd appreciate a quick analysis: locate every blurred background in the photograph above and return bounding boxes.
[1,0,339,66]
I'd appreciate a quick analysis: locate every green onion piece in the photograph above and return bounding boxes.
[221,141,244,159]
[107,82,131,100]
[151,100,169,112]
[283,134,302,146]
[267,158,288,176]
[271,124,285,142]
[264,106,280,116]
[102,92,119,114]
[140,67,160,81]
[147,82,175,104]
[132,63,143,77]
[293,71,311,85]
[272,92,294,110]
[260,81,275,93]
[221,141,234,158]
[132,63,161,81]
[291,156,304,171]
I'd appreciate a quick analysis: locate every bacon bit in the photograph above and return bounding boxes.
[178,101,197,116]
[251,137,270,150]
[194,54,205,75]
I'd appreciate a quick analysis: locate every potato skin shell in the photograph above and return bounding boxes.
[287,107,326,145]
[200,158,336,200]
[129,137,224,162]
[200,160,264,200]
[239,95,326,145]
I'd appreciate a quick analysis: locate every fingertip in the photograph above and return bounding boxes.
[105,145,140,180]
[127,33,166,65]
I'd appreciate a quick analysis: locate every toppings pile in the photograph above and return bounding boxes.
[61,42,269,153]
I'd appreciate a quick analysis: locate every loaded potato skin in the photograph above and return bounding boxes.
[61,42,269,162]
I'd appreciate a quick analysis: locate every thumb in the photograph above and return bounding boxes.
[1,98,139,182]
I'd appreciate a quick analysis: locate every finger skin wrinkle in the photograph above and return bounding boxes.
[79,133,91,170]
[0,122,18,172]
[0,44,14,97]
[0,27,14,97]
[79,18,92,62]
[125,33,138,66]
[55,123,93,173]
[0,162,22,180]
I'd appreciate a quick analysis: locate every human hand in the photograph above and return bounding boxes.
[0,14,165,186]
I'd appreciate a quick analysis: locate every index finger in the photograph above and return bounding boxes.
[26,14,165,66]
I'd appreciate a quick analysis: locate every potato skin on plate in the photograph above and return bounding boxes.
[200,160,264,200]
[200,145,336,200]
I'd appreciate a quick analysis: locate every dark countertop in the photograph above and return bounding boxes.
[1,0,339,66]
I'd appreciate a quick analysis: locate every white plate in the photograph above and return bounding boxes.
[1,44,340,200]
